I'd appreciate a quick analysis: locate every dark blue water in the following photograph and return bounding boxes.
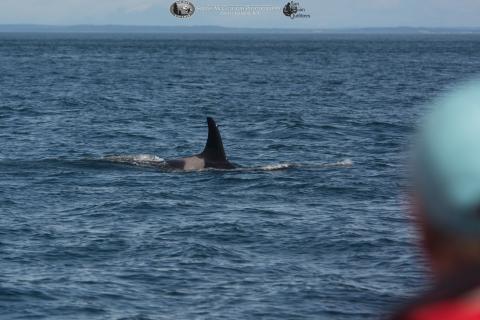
[1,33,480,319]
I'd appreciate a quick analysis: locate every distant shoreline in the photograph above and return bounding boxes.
[1,25,480,34]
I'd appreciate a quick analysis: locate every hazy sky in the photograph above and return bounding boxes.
[0,0,479,28]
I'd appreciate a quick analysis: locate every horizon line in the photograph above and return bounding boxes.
[0,24,480,34]
[1,24,480,28]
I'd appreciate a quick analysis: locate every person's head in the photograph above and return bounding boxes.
[414,79,480,279]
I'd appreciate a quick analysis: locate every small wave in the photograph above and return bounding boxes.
[258,163,296,171]
[297,158,353,169]
[327,158,353,167]
[103,154,166,166]
[241,159,353,172]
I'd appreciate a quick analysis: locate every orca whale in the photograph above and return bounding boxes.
[165,117,236,170]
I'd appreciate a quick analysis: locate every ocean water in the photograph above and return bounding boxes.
[1,33,480,319]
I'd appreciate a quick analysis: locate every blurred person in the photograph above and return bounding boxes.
[393,80,480,320]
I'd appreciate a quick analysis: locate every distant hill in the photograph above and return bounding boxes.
[0,25,479,34]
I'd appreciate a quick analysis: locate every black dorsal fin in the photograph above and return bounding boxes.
[201,117,228,162]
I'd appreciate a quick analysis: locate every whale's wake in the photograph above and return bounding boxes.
[103,154,167,167]
[253,159,353,171]
[103,154,353,172]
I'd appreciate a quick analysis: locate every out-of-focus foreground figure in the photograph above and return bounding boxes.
[393,80,480,320]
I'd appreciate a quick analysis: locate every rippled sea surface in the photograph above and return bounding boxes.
[1,33,480,319]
